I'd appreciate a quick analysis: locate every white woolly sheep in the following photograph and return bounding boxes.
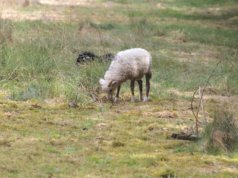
[99,48,152,102]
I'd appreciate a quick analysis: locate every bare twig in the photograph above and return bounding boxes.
[199,86,207,123]
[191,59,222,136]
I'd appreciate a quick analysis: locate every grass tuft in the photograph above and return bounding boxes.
[203,108,238,153]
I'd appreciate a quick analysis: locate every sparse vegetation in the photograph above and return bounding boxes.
[204,109,238,153]
[0,0,238,177]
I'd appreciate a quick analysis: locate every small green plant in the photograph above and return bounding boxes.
[203,108,238,153]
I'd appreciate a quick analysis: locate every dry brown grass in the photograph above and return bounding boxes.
[0,0,29,7]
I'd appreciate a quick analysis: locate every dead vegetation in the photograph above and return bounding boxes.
[204,109,238,153]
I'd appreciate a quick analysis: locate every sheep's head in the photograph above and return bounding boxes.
[99,78,119,100]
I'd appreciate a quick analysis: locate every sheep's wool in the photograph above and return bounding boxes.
[100,48,152,91]
[106,48,151,80]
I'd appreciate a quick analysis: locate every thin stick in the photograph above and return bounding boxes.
[199,86,207,124]
[191,59,222,136]
[191,88,199,135]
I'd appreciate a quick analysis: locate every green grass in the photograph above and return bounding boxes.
[0,0,238,177]
[1,16,237,101]
[0,0,237,102]
[163,0,238,7]
[1,99,238,177]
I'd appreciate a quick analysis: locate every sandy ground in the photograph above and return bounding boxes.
[0,0,95,6]
[0,0,116,21]
[1,8,67,21]
[37,0,94,6]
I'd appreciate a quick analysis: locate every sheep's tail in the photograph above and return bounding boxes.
[147,52,152,76]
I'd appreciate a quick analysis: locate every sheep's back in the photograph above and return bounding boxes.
[105,48,152,81]
[117,48,151,78]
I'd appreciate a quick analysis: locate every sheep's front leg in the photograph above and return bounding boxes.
[115,85,121,102]
[137,80,143,101]
[130,80,135,102]
[144,73,152,102]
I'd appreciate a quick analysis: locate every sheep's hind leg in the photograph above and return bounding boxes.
[114,85,121,102]
[144,73,152,102]
[137,80,143,101]
[130,80,135,102]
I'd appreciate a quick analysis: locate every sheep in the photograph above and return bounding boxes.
[99,48,152,102]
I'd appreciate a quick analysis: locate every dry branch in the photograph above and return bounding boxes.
[191,60,222,136]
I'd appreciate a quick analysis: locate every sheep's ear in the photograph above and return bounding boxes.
[108,81,118,88]
[99,78,105,85]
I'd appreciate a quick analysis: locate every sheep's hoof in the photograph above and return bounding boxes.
[114,97,119,103]
[143,97,149,102]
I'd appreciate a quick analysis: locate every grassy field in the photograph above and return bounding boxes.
[0,0,238,177]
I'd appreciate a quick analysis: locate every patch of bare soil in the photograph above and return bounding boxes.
[0,0,117,21]
[0,0,95,6]
[37,0,94,6]
[1,9,67,21]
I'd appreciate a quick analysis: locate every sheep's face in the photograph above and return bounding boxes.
[99,79,111,92]
[99,79,118,100]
